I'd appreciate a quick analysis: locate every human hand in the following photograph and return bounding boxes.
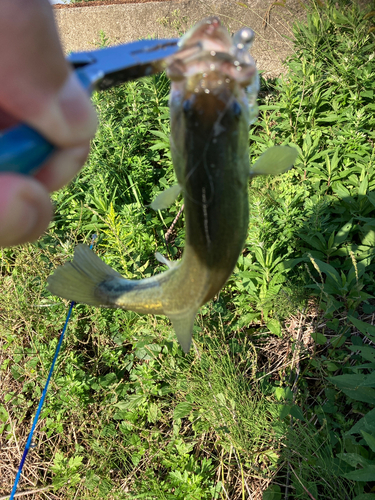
[0,0,97,247]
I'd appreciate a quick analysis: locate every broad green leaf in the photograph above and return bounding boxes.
[263,450,279,464]
[267,319,282,337]
[361,431,375,453]
[361,372,375,387]
[300,233,327,252]
[52,451,66,472]
[279,405,292,420]
[331,335,346,348]
[281,257,307,270]
[328,374,366,389]
[342,387,375,405]
[114,394,146,412]
[361,229,375,247]
[135,343,162,360]
[327,374,375,402]
[330,148,340,171]
[263,484,282,500]
[360,90,374,99]
[353,494,375,500]
[68,455,84,470]
[337,452,371,468]
[147,403,159,424]
[341,465,375,481]
[99,373,117,388]
[290,405,305,421]
[346,408,375,436]
[311,331,327,345]
[308,257,341,285]
[316,114,340,122]
[0,406,9,423]
[334,219,353,246]
[359,176,369,196]
[362,304,375,315]
[332,182,351,199]
[173,402,193,420]
[274,387,293,401]
[327,231,335,250]
[325,361,339,371]
[348,346,375,364]
[367,192,375,208]
[349,316,375,341]
[149,129,170,142]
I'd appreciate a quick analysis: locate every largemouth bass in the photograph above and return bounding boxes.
[47,17,297,352]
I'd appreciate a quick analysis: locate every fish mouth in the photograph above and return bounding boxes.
[166,16,259,126]
[167,17,258,94]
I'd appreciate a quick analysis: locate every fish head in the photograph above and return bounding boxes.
[167,17,258,120]
[167,17,259,176]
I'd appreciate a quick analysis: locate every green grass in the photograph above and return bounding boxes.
[1,0,375,498]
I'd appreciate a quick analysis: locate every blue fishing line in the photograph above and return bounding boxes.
[9,235,97,500]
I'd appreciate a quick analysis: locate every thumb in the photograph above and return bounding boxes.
[0,174,52,247]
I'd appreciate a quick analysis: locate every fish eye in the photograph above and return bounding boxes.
[231,101,242,117]
[183,99,192,113]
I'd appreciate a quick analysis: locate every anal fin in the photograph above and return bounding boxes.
[169,310,197,353]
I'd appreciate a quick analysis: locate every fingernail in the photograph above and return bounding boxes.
[57,72,97,138]
[0,176,52,247]
[36,72,98,147]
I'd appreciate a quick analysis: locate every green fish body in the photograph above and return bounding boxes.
[47,17,297,352]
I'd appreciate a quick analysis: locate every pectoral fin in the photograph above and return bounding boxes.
[150,184,182,210]
[169,310,197,353]
[155,252,177,269]
[249,146,298,178]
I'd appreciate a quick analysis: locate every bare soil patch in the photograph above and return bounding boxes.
[53,0,174,8]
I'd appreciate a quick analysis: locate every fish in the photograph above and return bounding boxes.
[47,17,298,353]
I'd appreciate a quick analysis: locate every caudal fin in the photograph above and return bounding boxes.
[47,244,121,305]
[49,245,197,353]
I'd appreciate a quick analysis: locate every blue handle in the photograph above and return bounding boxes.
[0,70,92,176]
[0,125,55,175]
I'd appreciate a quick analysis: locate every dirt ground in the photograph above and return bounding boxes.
[52,0,374,78]
[54,0,308,78]
[53,0,172,8]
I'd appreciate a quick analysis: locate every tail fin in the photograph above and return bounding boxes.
[47,244,121,305]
